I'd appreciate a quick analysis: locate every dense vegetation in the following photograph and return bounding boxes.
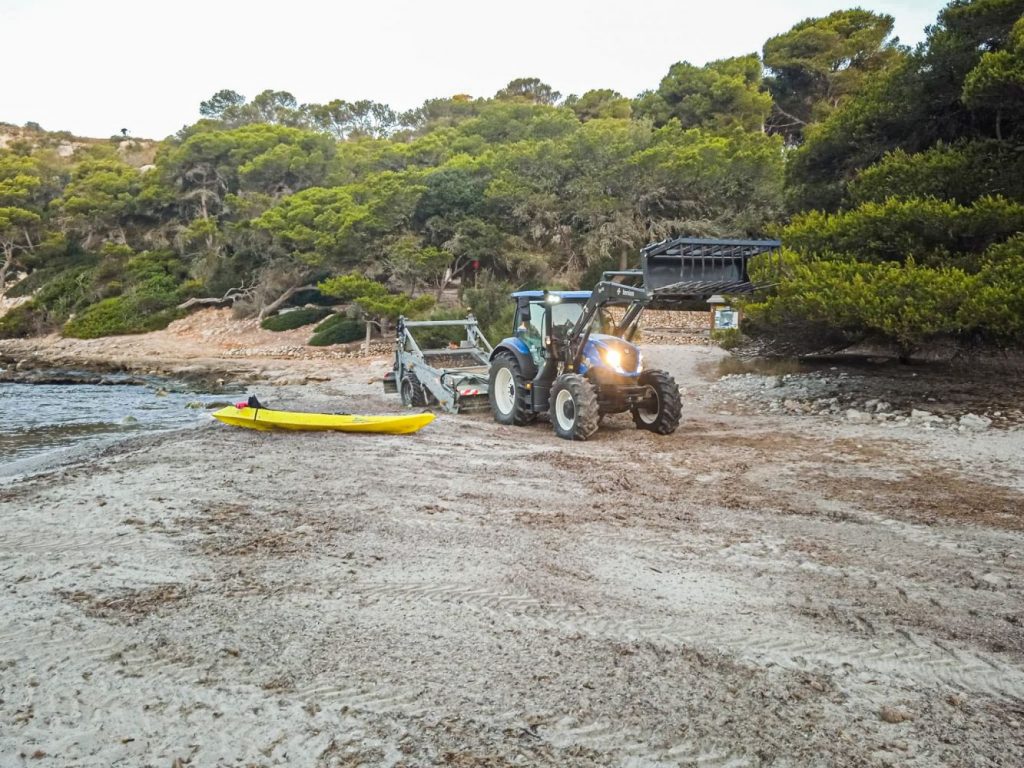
[1,0,1022,354]
[749,0,1024,355]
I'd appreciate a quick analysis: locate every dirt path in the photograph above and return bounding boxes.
[1,346,1022,766]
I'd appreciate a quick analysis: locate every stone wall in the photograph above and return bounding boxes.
[606,308,711,345]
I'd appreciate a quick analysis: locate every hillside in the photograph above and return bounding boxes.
[1,0,1022,359]
[0,122,158,167]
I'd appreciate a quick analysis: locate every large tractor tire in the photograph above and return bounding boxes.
[631,369,682,434]
[549,374,600,441]
[401,374,430,407]
[489,353,536,426]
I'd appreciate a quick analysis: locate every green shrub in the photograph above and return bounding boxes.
[413,308,468,348]
[288,286,336,307]
[260,306,332,331]
[34,267,97,320]
[957,235,1024,344]
[0,302,45,339]
[783,196,1024,268]
[746,256,977,356]
[308,314,364,346]
[5,268,57,298]
[461,279,515,344]
[848,141,1024,207]
[63,297,181,339]
[711,328,744,350]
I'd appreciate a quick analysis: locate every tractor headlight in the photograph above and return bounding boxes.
[602,347,624,373]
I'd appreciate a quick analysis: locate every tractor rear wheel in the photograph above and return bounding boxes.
[489,353,535,425]
[550,374,600,441]
[401,374,430,407]
[631,369,682,434]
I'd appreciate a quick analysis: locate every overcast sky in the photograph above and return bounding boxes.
[2,0,948,139]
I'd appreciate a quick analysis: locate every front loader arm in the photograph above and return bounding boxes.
[562,282,648,370]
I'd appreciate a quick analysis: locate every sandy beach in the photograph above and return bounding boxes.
[1,318,1024,766]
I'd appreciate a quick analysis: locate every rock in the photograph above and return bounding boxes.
[874,401,892,413]
[845,409,873,424]
[864,399,879,411]
[879,706,912,724]
[959,413,992,432]
[910,409,933,421]
[121,415,138,425]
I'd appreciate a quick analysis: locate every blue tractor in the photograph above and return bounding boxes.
[487,281,681,440]
[486,237,782,440]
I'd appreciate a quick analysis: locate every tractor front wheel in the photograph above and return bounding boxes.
[631,369,682,434]
[489,353,535,426]
[550,374,600,441]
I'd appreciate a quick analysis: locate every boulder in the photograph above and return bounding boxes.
[845,409,873,424]
[959,413,992,432]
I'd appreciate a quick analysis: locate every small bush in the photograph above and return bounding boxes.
[0,302,45,339]
[34,267,96,320]
[63,297,181,339]
[308,314,364,346]
[711,328,744,350]
[462,280,515,344]
[414,309,468,349]
[5,268,57,298]
[260,307,332,331]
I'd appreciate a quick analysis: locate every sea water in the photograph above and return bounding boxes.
[0,376,243,476]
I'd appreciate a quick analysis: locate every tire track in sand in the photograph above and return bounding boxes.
[538,716,752,767]
[354,581,1024,702]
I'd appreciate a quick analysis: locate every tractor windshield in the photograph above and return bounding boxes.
[546,301,584,337]
[519,300,586,365]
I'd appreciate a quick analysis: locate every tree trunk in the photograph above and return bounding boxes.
[364,320,372,355]
[257,283,316,320]
[0,244,14,300]
[177,284,253,312]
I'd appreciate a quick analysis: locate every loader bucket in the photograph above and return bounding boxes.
[639,238,781,310]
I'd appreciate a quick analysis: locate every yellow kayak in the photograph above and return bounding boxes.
[212,405,435,434]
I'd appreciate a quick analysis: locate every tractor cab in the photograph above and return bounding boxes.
[511,291,592,367]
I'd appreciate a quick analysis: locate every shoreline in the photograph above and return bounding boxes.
[0,308,391,388]
[0,421,207,483]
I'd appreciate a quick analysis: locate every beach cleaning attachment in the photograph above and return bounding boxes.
[382,315,494,414]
